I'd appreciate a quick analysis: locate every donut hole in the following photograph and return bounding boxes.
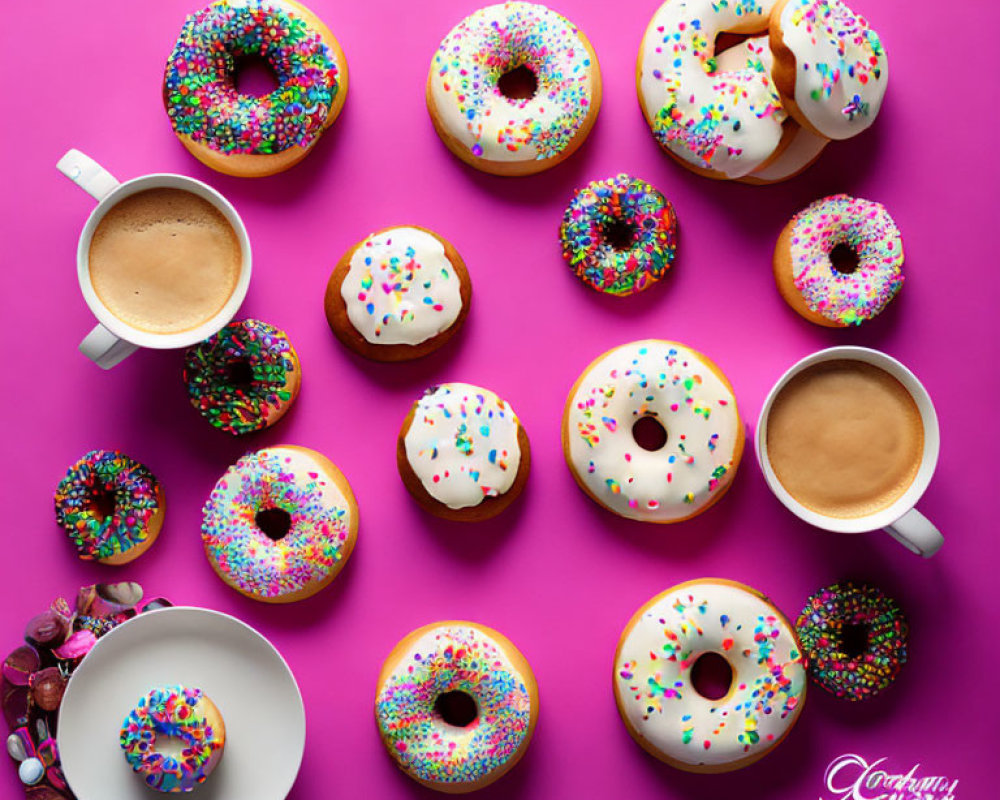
[87,487,117,523]
[713,31,757,58]
[497,64,538,102]
[830,243,860,275]
[225,360,255,387]
[255,507,292,541]
[601,218,637,251]
[434,690,478,728]
[840,622,870,658]
[154,734,188,760]
[690,652,733,701]
[233,54,280,98]
[632,416,668,452]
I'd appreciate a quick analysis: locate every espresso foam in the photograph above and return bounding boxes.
[89,188,241,334]
[766,360,923,519]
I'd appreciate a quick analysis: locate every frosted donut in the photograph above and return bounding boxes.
[163,0,348,177]
[427,2,602,176]
[562,340,743,523]
[770,0,888,140]
[120,685,225,793]
[201,445,358,603]
[398,383,530,521]
[375,621,538,792]
[637,0,789,179]
[614,579,806,773]
[773,194,903,327]
[325,226,472,361]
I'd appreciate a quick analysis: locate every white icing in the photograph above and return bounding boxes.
[638,1,787,178]
[404,383,522,509]
[339,228,462,346]
[615,581,806,768]
[564,340,740,522]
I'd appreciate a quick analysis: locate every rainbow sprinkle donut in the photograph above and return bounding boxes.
[183,319,301,435]
[796,582,909,701]
[560,174,678,296]
[375,622,538,792]
[53,450,165,565]
[120,685,226,793]
[163,0,348,177]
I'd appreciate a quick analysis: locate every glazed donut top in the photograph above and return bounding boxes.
[404,383,522,510]
[429,2,596,163]
[340,228,463,346]
[565,341,741,522]
[639,0,787,178]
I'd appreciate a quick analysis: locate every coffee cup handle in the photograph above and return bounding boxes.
[56,149,120,201]
[79,324,139,370]
[884,509,943,558]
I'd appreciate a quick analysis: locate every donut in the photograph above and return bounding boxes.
[53,450,165,565]
[183,319,301,435]
[201,445,358,603]
[773,194,903,327]
[562,340,743,523]
[559,174,678,296]
[637,0,790,180]
[770,0,888,140]
[375,621,538,792]
[796,581,908,701]
[426,2,602,176]
[614,579,807,773]
[325,226,472,361]
[163,0,348,177]
[120,685,225,793]
[397,383,530,522]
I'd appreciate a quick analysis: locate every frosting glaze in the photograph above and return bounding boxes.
[403,383,522,510]
[615,580,806,770]
[339,228,462,346]
[429,2,598,164]
[638,0,787,178]
[564,341,742,522]
[775,0,887,139]
[375,624,533,787]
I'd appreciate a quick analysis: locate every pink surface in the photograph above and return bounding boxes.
[1,0,996,797]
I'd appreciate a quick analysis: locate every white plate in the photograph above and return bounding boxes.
[58,606,305,800]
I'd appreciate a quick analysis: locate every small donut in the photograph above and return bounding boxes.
[201,445,358,603]
[773,194,903,327]
[559,174,678,296]
[163,0,348,177]
[796,581,908,701]
[375,621,538,792]
[427,2,602,176]
[563,340,743,523]
[325,226,472,361]
[120,685,226,793]
[770,0,888,140]
[398,384,530,522]
[637,0,790,179]
[183,319,301,435]
[54,450,165,565]
[614,579,807,773]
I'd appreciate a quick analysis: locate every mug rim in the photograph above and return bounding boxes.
[755,345,940,534]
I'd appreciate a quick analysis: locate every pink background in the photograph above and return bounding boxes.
[2,0,996,797]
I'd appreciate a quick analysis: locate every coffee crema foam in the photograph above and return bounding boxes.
[766,360,923,519]
[88,188,241,334]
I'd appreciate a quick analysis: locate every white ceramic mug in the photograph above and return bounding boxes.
[57,149,252,369]
[756,346,943,558]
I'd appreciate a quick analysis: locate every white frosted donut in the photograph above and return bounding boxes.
[614,579,807,772]
[563,340,743,523]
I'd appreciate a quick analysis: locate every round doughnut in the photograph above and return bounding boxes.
[773,194,903,327]
[120,685,226,793]
[614,579,807,773]
[375,621,538,792]
[163,0,348,177]
[770,0,888,140]
[397,383,530,522]
[559,174,678,296]
[183,319,301,434]
[325,226,472,361]
[201,445,358,603]
[53,450,165,565]
[426,2,602,176]
[796,581,908,701]
[637,0,791,180]
[562,340,743,523]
